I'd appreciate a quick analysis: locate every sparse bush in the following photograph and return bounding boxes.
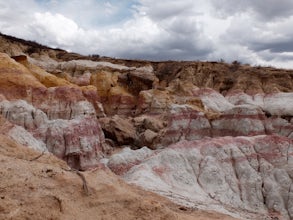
[230,60,241,72]
[25,46,40,54]
[90,54,100,58]
[232,60,241,65]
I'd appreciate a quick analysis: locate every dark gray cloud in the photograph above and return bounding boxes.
[210,0,293,20]
[250,41,293,53]
[116,34,213,61]
[257,50,293,62]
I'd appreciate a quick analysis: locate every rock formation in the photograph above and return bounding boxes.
[0,134,236,220]
[0,33,292,219]
[112,135,293,219]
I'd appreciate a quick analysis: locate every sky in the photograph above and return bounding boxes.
[1,0,293,68]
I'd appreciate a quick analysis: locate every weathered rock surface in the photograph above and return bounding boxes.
[0,33,292,219]
[99,115,137,146]
[192,88,234,112]
[211,105,267,137]
[35,116,105,170]
[154,61,293,94]
[159,104,211,147]
[226,92,293,116]
[0,95,105,170]
[0,116,47,152]
[0,99,48,130]
[108,146,153,175]
[109,135,293,219]
[0,135,236,220]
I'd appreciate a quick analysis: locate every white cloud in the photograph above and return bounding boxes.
[211,3,293,67]
[0,0,293,68]
[0,0,37,37]
[135,0,197,20]
[30,12,83,47]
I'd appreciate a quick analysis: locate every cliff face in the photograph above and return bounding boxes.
[0,33,292,219]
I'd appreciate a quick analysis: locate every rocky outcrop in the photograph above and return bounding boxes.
[267,117,293,138]
[191,88,234,112]
[2,48,291,162]
[159,104,211,147]
[154,61,293,94]
[137,89,175,114]
[99,115,137,146]
[0,33,292,219]
[32,88,96,120]
[0,98,105,170]
[0,53,45,100]
[211,105,267,137]
[109,135,293,219]
[0,99,48,130]
[154,99,292,148]
[225,92,293,139]
[0,53,104,119]
[35,116,105,170]
[0,116,47,152]
[226,92,293,116]
[108,146,153,175]
[0,134,236,220]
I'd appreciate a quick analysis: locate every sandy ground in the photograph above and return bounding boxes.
[0,135,237,220]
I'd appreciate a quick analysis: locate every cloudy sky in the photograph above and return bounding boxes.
[1,0,293,68]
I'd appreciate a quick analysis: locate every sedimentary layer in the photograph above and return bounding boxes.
[0,33,292,219]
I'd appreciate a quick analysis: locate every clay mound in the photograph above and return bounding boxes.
[0,135,236,220]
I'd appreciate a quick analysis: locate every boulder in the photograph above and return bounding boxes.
[99,115,137,146]
[139,129,158,149]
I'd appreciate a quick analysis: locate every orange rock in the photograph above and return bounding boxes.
[0,53,45,100]
[106,86,136,115]
[90,70,118,97]
[19,58,74,88]
[137,89,174,114]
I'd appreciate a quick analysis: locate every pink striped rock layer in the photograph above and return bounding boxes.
[108,135,293,219]
[0,99,106,170]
